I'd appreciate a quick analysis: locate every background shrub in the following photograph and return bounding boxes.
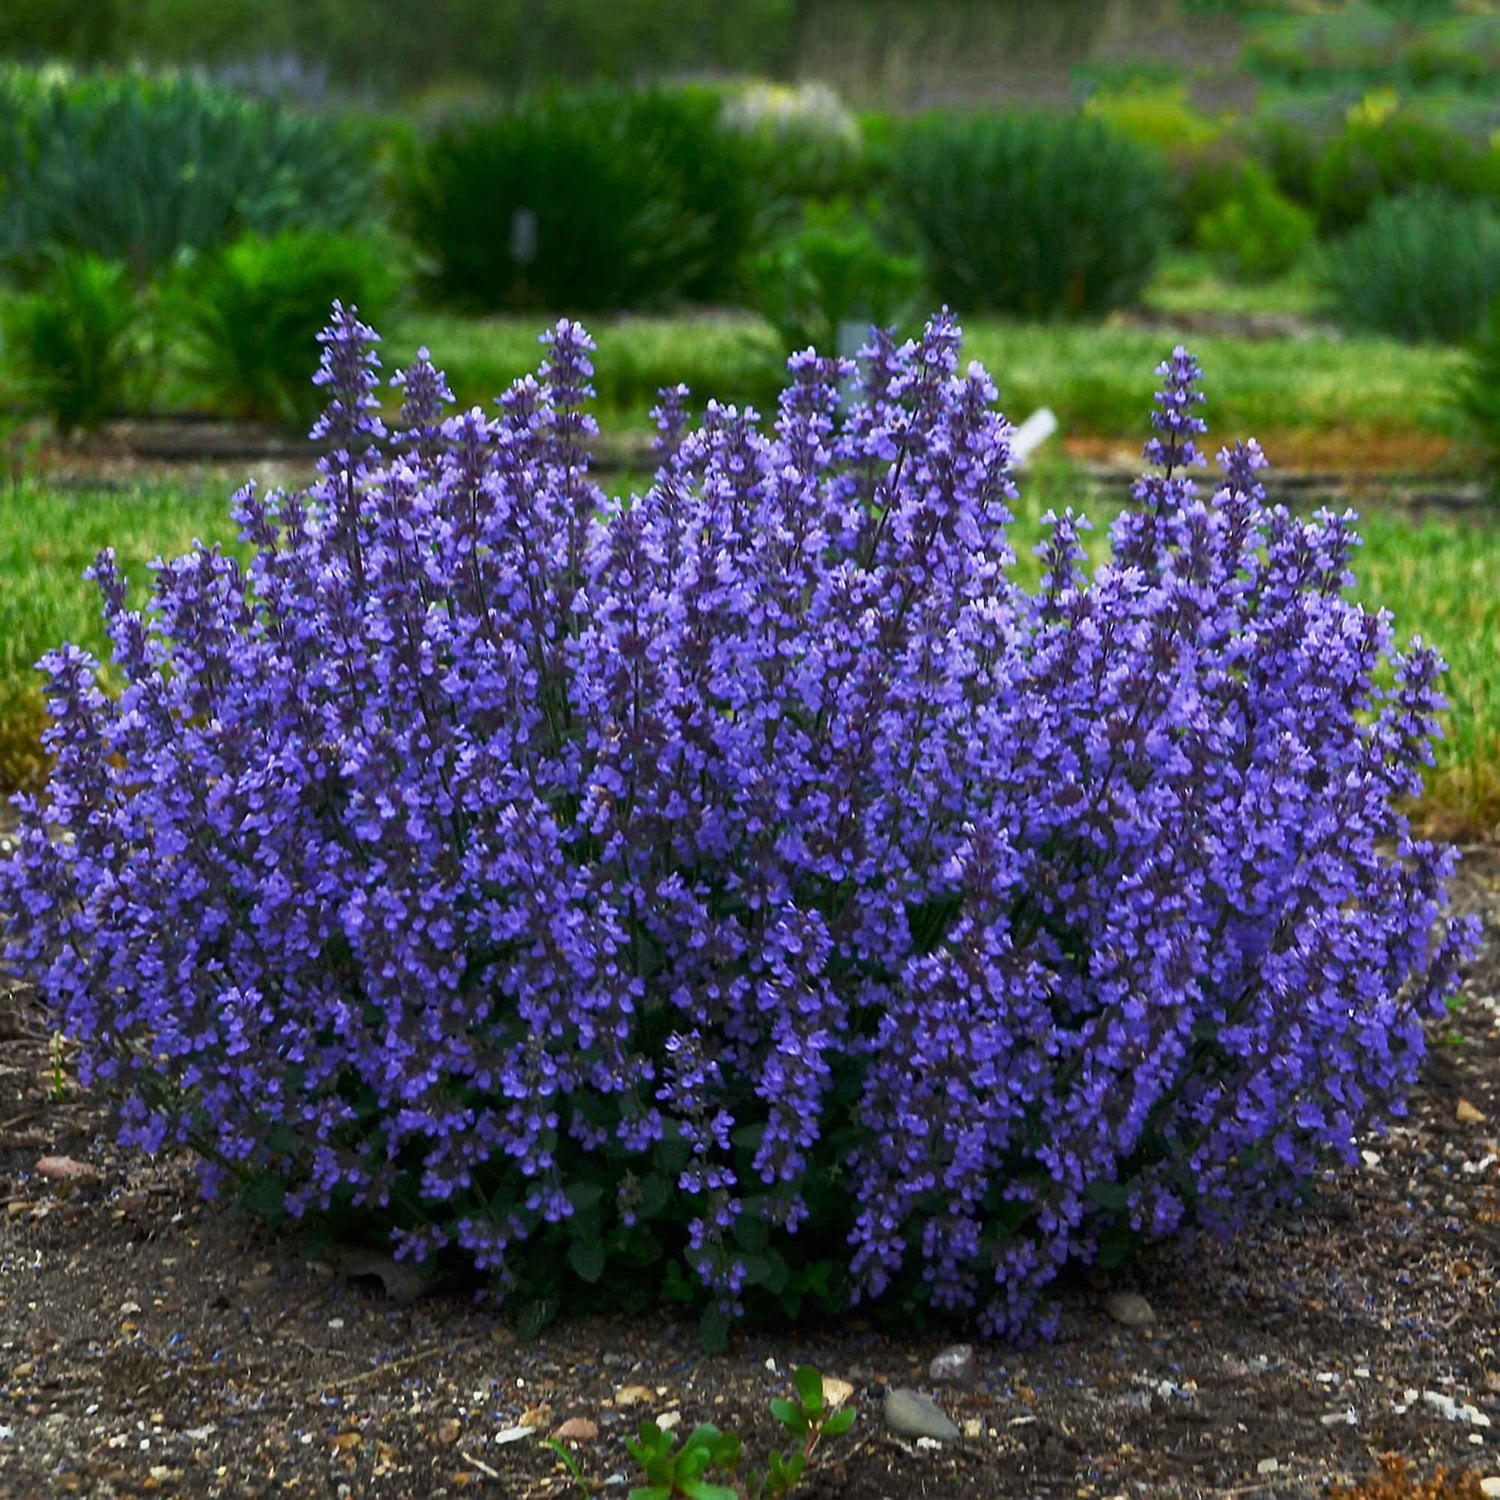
[1195,160,1315,283]
[1322,191,1500,344]
[720,81,871,216]
[0,68,376,280]
[1310,113,1500,236]
[0,252,152,433]
[886,111,1168,318]
[0,309,1475,1344]
[1452,293,1500,489]
[405,85,759,313]
[750,205,923,355]
[166,230,402,425]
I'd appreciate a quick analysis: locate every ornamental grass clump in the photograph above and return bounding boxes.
[1,307,1478,1342]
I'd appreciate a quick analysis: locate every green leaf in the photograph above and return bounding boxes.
[638,1172,670,1218]
[681,1484,739,1500]
[515,1296,557,1341]
[1097,1221,1139,1271]
[822,1406,856,1437]
[730,1120,766,1153]
[793,1365,824,1414]
[769,1398,805,1431]
[698,1302,731,1354]
[568,1238,606,1285]
[238,1173,285,1223]
[1084,1180,1132,1213]
[731,1215,768,1255]
[627,1488,674,1500]
[566,1181,605,1213]
[662,1259,696,1305]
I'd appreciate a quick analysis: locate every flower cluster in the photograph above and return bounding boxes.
[1,306,1478,1338]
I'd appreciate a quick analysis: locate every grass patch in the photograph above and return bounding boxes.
[1,468,1494,837]
[0,480,240,791]
[381,308,1465,454]
[1141,251,1323,321]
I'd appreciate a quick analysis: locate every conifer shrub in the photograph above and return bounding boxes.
[0,307,1477,1343]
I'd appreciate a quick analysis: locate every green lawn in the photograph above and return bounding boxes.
[2,469,1495,835]
[382,305,1465,452]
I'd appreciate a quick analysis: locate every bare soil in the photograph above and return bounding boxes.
[1,844,1497,1500]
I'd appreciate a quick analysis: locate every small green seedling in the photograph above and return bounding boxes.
[626,1366,856,1500]
[627,1420,743,1500]
[542,1435,591,1496]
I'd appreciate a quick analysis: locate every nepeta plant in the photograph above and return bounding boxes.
[0,306,1478,1341]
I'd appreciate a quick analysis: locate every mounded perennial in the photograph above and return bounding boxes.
[1,306,1478,1341]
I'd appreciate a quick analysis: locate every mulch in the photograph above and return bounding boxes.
[0,841,1497,1500]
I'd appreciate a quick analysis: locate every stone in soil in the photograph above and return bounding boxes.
[928,1343,977,1386]
[883,1387,960,1442]
[1102,1291,1156,1329]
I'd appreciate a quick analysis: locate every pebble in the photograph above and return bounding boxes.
[1422,1390,1491,1426]
[493,1425,534,1445]
[552,1418,599,1443]
[331,1248,427,1305]
[34,1155,101,1187]
[1257,1458,1280,1475]
[612,1385,654,1407]
[1103,1292,1156,1329]
[1457,1098,1488,1125]
[883,1388,960,1443]
[928,1344,977,1387]
[1479,1479,1500,1497]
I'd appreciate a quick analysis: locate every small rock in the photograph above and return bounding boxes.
[822,1377,854,1410]
[1422,1390,1490,1425]
[5,1202,28,1222]
[1103,1292,1156,1329]
[34,1156,101,1188]
[1458,1099,1488,1125]
[613,1385,654,1408]
[493,1425,534,1445]
[928,1344,977,1387]
[656,1412,681,1432]
[1361,1150,1382,1169]
[1257,1458,1280,1476]
[436,1419,462,1445]
[331,1248,428,1306]
[884,1388,960,1443]
[1478,1478,1500,1498]
[962,1418,983,1439]
[552,1418,598,1443]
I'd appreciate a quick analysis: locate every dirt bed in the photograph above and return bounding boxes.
[0,846,1497,1500]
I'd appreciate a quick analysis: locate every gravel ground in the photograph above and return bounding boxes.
[0,843,1496,1500]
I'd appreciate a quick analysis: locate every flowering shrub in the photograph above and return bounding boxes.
[1,307,1478,1342]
